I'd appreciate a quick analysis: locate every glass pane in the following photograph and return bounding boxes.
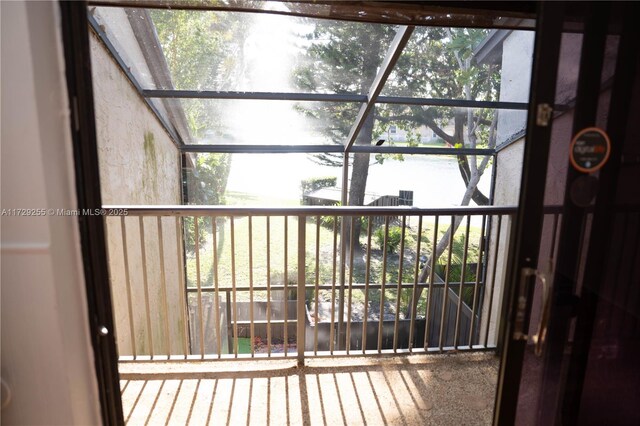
[147,10,395,93]
[347,153,493,209]
[381,27,535,104]
[185,153,344,206]
[371,105,525,154]
[514,25,584,426]
[91,7,160,89]
[161,99,359,145]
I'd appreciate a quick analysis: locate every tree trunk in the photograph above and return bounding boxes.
[404,169,483,318]
[347,110,375,248]
[345,29,381,248]
[457,155,490,205]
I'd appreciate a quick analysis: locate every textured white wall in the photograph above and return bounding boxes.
[496,31,535,146]
[0,2,101,423]
[91,31,187,357]
[480,31,534,346]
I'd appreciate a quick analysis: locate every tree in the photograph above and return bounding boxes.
[295,23,397,241]
[295,25,498,247]
[151,9,251,139]
[150,8,252,207]
[150,10,247,255]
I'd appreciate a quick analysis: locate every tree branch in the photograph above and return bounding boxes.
[376,111,456,144]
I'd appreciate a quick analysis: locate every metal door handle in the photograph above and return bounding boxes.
[531,268,551,356]
[514,262,554,357]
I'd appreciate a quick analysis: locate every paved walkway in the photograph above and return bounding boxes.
[120,353,498,425]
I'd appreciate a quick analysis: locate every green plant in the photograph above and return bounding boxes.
[189,153,231,205]
[183,216,209,255]
[374,225,404,253]
[435,232,480,306]
[300,176,338,203]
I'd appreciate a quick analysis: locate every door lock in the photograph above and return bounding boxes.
[536,103,554,126]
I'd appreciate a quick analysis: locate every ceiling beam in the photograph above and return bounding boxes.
[143,89,528,110]
[349,146,494,155]
[181,144,344,154]
[143,90,367,103]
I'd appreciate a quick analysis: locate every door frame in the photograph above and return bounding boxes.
[559,6,639,421]
[61,1,555,424]
[59,1,124,424]
[493,2,565,424]
[494,2,640,424]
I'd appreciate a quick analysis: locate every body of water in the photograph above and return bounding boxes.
[225,153,493,207]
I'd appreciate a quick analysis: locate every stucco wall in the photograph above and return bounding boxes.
[496,31,535,146]
[481,141,525,345]
[480,31,534,345]
[91,30,186,356]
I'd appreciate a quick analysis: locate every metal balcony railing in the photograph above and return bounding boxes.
[103,205,540,364]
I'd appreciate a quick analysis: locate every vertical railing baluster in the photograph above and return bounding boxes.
[120,216,136,359]
[266,216,272,357]
[212,217,221,358]
[225,289,232,353]
[157,217,171,358]
[314,216,320,355]
[393,216,407,352]
[338,214,347,351]
[454,215,471,349]
[362,216,372,354]
[378,216,390,353]
[248,216,255,357]
[283,216,289,357]
[297,216,306,366]
[469,214,487,348]
[139,217,154,358]
[484,215,502,347]
[409,215,423,353]
[424,215,439,351]
[175,216,188,358]
[194,216,205,359]
[114,206,515,362]
[330,217,338,354]
[346,217,356,354]
[230,216,239,357]
[438,216,455,351]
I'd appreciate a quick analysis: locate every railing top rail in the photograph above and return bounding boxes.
[103,204,519,216]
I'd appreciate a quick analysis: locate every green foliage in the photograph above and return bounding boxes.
[308,214,368,236]
[319,215,338,230]
[294,24,500,182]
[190,153,231,205]
[183,216,209,255]
[300,176,337,199]
[294,23,396,167]
[150,9,250,139]
[150,11,245,205]
[436,233,480,284]
[374,225,404,254]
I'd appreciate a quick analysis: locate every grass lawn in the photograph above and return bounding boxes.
[185,191,485,312]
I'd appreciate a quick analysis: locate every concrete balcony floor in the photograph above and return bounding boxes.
[119,352,498,425]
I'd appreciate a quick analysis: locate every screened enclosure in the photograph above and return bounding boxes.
[89,0,535,360]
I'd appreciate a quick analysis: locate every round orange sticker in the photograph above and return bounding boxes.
[569,127,611,173]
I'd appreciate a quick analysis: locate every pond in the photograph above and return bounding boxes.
[225,153,494,207]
